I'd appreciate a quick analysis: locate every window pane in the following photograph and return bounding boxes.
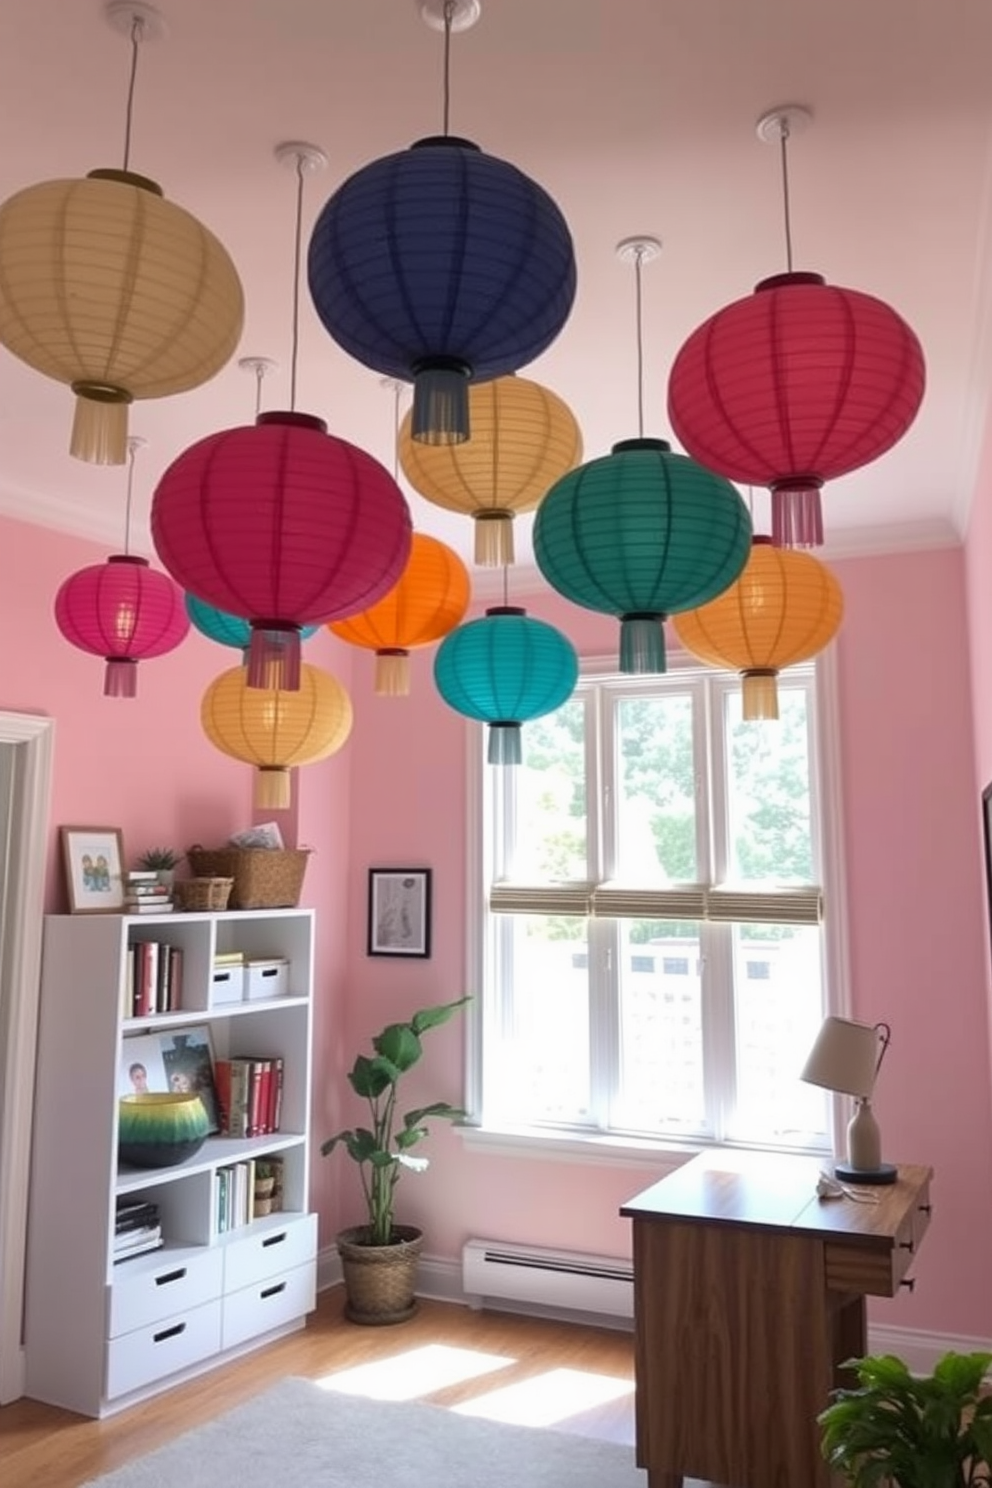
[616,692,697,880]
[729,923,829,1144]
[489,914,591,1126]
[614,923,706,1135]
[513,701,587,881]
[725,686,813,883]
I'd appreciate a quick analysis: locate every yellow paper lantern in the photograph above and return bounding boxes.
[398,374,582,566]
[201,661,352,809]
[0,170,245,464]
[673,537,844,720]
[329,532,471,696]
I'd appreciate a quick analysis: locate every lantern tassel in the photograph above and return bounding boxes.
[487,722,522,766]
[620,614,667,675]
[474,511,516,567]
[771,482,824,549]
[742,670,780,721]
[374,650,411,697]
[104,657,138,698]
[255,765,292,810]
[247,625,302,692]
[411,357,471,445]
[70,384,133,466]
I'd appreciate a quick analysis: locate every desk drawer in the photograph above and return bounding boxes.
[824,1179,933,1298]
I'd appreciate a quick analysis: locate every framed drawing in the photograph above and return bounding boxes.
[983,782,992,967]
[157,1026,221,1133]
[60,825,125,913]
[367,868,432,959]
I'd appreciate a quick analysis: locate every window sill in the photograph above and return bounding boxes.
[454,1122,829,1173]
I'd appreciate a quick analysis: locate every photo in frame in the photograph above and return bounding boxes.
[367,868,432,959]
[60,825,125,913]
[157,1026,222,1133]
[118,1033,169,1100]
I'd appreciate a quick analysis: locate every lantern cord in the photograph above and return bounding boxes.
[122,439,139,556]
[501,564,509,607]
[778,120,794,273]
[442,0,455,136]
[121,14,144,173]
[392,382,401,481]
[254,361,264,417]
[633,245,646,440]
[289,152,306,412]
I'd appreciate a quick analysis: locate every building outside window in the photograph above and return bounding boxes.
[468,655,848,1158]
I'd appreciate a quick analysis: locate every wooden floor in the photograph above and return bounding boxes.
[0,1288,637,1488]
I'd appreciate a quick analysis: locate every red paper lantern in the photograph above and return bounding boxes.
[55,554,189,698]
[151,411,412,691]
[667,271,926,547]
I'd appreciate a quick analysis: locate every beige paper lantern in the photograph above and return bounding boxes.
[0,169,245,463]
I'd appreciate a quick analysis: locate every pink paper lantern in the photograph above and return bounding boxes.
[150,411,413,690]
[55,554,190,698]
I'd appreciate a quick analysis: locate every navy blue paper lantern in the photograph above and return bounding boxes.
[433,606,578,765]
[307,137,576,445]
[185,594,318,655]
[533,438,753,674]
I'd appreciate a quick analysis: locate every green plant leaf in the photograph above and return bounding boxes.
[410,996,471,1037]
[349,1052,400,1098]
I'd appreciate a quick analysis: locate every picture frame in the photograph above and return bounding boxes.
[367,867,432,958]
[982,782,992,967]
[60,825,125,913]
[119,1026,221,1134]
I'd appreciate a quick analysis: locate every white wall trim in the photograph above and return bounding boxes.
[0,712,54,1404]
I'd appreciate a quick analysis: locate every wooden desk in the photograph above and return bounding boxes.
[620,1150,933,1488]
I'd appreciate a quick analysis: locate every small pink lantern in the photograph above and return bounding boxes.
[55,553,189,698]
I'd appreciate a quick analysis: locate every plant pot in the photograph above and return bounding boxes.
[335,1224,423,1326]
[254,1176,275,1216]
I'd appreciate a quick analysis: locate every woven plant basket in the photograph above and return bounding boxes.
[172,876,233,912]
[336,1224,423,1326]
[186,845,311,910]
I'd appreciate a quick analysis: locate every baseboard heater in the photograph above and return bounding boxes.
[462,1238,634,1320]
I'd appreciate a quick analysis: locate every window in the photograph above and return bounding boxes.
[471,657,846,1155]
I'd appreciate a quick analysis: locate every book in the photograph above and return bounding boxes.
[125,871,160,884]
[125,900,175,915]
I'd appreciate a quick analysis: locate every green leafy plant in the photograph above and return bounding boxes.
[819,1351,992,1487]
[320,997,469,1247]
[136,847,183,870]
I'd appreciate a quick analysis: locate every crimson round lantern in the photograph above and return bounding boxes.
[151,411,412,691]
[667,271,926,547]
[55,554,189,698]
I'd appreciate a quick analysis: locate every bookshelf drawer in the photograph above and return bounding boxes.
[211,965,244,1005]
[108,1245,223,1338]
[223,1213,317,1293]
[244,958,290,1000]
[220,1260,316,1350]
[105,1298,222,1399]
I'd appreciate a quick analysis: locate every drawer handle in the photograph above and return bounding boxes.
[260,1282,287,1301]
[262,1231,288,1249]
[154,1267,187,1287]
[900,1277,916,1292]
[918,1202,932,1215]
[153,1321,187,1343]
[899,1240,915,1253]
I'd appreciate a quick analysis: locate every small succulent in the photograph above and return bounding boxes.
[136,847,183,870]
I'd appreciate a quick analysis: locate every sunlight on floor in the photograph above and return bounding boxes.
[315,1343,515,1400]
[451,1366,634,1427]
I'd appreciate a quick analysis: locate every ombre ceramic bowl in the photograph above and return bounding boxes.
[118,1092,210,1168]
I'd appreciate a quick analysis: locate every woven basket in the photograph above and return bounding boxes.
[336,1225,423,1325]
[173,876,234,912]
[186,845,310,910]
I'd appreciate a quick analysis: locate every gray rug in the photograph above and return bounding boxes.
[83,1376,647,1487]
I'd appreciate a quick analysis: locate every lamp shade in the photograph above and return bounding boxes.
[667,272,926,547]
[433,606,578,765]
[799,1016,883,1099]
[329,533,471,696]
[185,595,318,653]
[398,374,583,566]
[151,411,412,692]
[0,170,245,464]
[533,437,752,673]
[201,660,353,810]
[672,537,844,719]
[307,137,576,444]
[55,554,190,698]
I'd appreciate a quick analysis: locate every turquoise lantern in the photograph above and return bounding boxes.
[185,594,318,657]
[433,607,578,765]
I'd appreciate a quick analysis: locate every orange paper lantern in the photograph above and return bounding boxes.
[672,536,843,719]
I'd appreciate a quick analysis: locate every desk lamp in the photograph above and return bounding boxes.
[800,1015,896,1184]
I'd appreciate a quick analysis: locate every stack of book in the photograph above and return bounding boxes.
[124,871,174,915]
[113,1197,163,1263]
[214,1055,284,1137]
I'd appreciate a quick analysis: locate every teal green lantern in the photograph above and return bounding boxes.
[533,437,752,673]
[185,594,318,656]
[433,606,578,765]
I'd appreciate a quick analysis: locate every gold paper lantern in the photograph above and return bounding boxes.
[0,170,245,463]
[673,536,844,719]
[329,532,471,696]
[201,661,352,809]
[398,374,582,566]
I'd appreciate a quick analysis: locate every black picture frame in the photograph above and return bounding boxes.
[983,783,992,966]
[367,868,432,958]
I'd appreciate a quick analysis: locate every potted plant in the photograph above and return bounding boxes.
[320,995,469,1325]
[136,847,183,888]
[819,1350,992,1487]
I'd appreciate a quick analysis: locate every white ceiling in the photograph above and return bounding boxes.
[1,0,991,584]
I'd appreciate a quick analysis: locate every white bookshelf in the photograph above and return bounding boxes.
[24,908,317,1418]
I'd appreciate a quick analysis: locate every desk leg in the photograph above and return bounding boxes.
[647,1473,682,1488]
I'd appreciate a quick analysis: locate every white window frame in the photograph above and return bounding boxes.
[459,646,851,1167]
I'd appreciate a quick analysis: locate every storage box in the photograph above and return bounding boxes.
[243,958,290,1001]
[210,964,244,1005]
